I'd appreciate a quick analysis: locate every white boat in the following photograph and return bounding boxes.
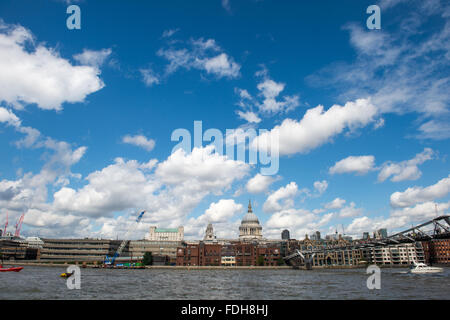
[409,262,444,274]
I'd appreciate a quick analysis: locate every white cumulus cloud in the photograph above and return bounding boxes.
[329,155,376,175]
[263,182,298,212]
[390,174,450,208]
[73,48,112,68]
[252,98,378,156]
[378,148,434,182]
[246,173,276,194]
[0,22,104,110]
[122,134,156,151]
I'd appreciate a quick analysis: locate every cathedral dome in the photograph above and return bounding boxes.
[241,211,260,224]
[239,200,263,241]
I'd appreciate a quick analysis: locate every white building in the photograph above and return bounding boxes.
[146,226,184,241]
[26,236,44,248]
[203,223,216,242]
[369,243,425,265]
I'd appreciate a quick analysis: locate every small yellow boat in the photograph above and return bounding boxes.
[59,272,74,278]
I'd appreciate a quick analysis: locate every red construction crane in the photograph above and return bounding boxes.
[14,213,25,237]
[3,212,8,236]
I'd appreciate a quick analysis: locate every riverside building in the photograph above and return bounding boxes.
[146,226,184,241]
[0,239,39,260]
[128,240,182,264]
[176,241,281,266]
[422,239,450,264]
[39,238,127,262]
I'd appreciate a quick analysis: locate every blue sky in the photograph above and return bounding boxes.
[0,0,449,240]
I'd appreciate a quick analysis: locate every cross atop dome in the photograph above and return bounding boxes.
[248,200,252,213]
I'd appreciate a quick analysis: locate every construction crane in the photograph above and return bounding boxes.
[14,213,25,237]
[3,212,8,236]
[104,210,146,266]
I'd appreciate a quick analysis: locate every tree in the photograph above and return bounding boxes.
[143,252,153,266]
[257,255,264,266]
[277,257,285,266]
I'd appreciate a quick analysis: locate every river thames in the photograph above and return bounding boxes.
[0,266,449,300]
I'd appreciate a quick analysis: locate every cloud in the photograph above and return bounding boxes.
[329,155,376,175]
[339,202,363,218]
[263,182,298,212]
[391,201,450,220]
[306,3,450,139]
[49,146,249,238]
[246,173,276,194]
[0,135,88,231]
[234,71,300,122]
[256,79,300,114]
[390,174,450,208]
[0,107,42,148]
[221,0,231,13]
[140,68,160,87]
[184,199,243,238]
[53,158,160,217]
[157,37,240,79]
[265,208,314,230]
[325,197,346,210]
[264,208,334,240]
[0,21,104,110]
[202,53,240,78]
[73,48,112,68]
[329,149,434,181]
[379,0,409,9]
[378,148,434,182]
[346,199,449,239]
[53,146,249,219]
[418,120,450,140]
[0,134,252,238]
[122,134,156,151]
[313,180,328,195]
[0,106,20,126]
[200,199,243,223]
[161,28,179,38]
[156,146,249,190]
[237,111,261,123]
[252,98,378,156]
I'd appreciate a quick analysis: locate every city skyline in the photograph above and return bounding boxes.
[0,0,449,242]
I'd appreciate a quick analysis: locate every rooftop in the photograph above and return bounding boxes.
[154,228,180,233]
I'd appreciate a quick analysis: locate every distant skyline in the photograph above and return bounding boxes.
[0,0,449,240]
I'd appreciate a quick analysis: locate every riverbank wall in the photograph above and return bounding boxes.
[2,261,426,270]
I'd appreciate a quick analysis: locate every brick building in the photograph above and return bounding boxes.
[422,239,450,264]
[176,241,280,266]
[200,243,222,266]
[176,243,200,266]
[234,242,257,266]
[256,246,281,266]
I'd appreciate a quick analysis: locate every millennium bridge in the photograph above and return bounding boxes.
[284,215,450,269]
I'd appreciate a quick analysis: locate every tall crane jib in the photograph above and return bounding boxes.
[3,212,8,236]
[14,213,25,237]
[104,210,146,266]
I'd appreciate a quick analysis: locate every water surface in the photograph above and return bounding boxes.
[1,266,449,299]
